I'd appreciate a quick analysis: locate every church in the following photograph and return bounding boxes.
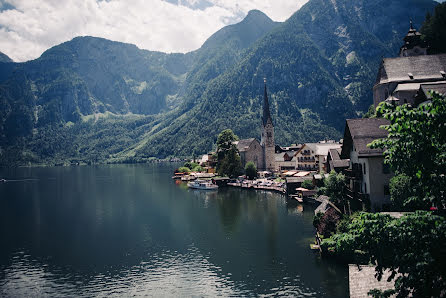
[373,21,446,107]
[235,79,275,172]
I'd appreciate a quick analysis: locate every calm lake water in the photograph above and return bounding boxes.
[0,164,348,297]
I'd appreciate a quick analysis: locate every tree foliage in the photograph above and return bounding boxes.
[319,170,348,211]
[301,179,314,190]
[216,129,243,178]
[370,92,446,209]
[245,161,257,180]
[321,212,446,298]
[421,2,446,54]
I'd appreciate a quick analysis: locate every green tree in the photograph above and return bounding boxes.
[245,161,257,180]
[421,3,446,54]
[301,179,314,190]
[370,92,446,209]
[321,212,446,298]
[178,166,191,173]
[319,170,348,212]
[216,129,242,177]
[363,104,376,118]
[389,174,418,211]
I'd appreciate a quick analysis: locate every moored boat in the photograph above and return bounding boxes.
[187,180,218,190]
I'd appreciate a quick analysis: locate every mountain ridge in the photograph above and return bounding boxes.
[0,0,439,165]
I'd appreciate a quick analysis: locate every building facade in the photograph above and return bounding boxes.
[295,142,342,173]
[340,118,393,211]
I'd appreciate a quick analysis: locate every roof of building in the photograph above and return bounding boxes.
[420,82,446,98]
[297,143,342,157]
[235,138,257,152]
[394,82,421,92]
[341,118,390,159]
[263,80,273,127]
[375,54,446,85]
[349,265,397,298]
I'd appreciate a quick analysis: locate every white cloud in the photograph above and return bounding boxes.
[0,0,308,62]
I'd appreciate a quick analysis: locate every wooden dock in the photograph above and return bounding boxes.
[227,182,286,194]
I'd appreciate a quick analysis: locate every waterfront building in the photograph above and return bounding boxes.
[340,118,393,211]
[294,142,342,173]
[373,22,446,107]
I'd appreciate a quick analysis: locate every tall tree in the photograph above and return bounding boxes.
[421,2,446,54]
[370,92,446,210]
[216,129,243,177]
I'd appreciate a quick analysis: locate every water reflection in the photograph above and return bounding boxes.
[0,164,348,297]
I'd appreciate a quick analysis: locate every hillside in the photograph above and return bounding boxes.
[0,0,438,165]
[0,52,12,63]
[134,0,437,158]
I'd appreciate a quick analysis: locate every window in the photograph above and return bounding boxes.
[364,183,367,193]
[384,185,390,195]
[363,163,366,175]
[383,162,390,174]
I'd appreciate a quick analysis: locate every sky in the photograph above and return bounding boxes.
[0,0,309,62]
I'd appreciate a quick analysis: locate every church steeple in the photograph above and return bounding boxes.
[262,78,273,127]
[399,20,427,57]
[260,78,275,172]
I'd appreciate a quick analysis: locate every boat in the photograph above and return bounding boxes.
[187,180,218,190]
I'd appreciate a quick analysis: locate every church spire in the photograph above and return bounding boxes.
[262,78,272,127]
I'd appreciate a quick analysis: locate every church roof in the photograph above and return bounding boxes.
[235,138,257,152]
[375,54,446,85]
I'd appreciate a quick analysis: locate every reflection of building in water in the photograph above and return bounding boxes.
[286,203,304,215]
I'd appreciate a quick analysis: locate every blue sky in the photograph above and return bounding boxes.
[0,0,307,62]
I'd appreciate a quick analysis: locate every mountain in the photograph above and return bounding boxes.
[0,0,438,165]
[134,0,437,158]
[0,52,12,63]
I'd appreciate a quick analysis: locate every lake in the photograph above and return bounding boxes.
[0,163,348,297]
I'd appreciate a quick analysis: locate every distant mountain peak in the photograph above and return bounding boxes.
[243,9,273,23]
[0,51,13,63]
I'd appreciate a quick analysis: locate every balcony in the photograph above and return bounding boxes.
[346,188,369,202]
[344,163,363,180]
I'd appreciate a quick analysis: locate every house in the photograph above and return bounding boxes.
[373,23,446,107]
[341,118,393,210]
[326,148,349,173]
[275,150,298,172]
[294,142,342,173]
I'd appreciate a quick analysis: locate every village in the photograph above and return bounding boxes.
[172,22,446,297]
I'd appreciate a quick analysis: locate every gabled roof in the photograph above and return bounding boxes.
[375,54,446,85]
[341,118,390,159]
[234,138,258,152]
[420,82,446,98]
[328,148,349,169]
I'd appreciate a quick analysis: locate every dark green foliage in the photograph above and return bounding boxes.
[216,129,243,177]
[389,174,419,211]
[363,104,376,118]
[184,161,199,170]
[301,179,314,190]
[370,92,446,209]
[421,2,446,54]
[245,161,257,179]
[319,171,348,211]
[321,212,446,298]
